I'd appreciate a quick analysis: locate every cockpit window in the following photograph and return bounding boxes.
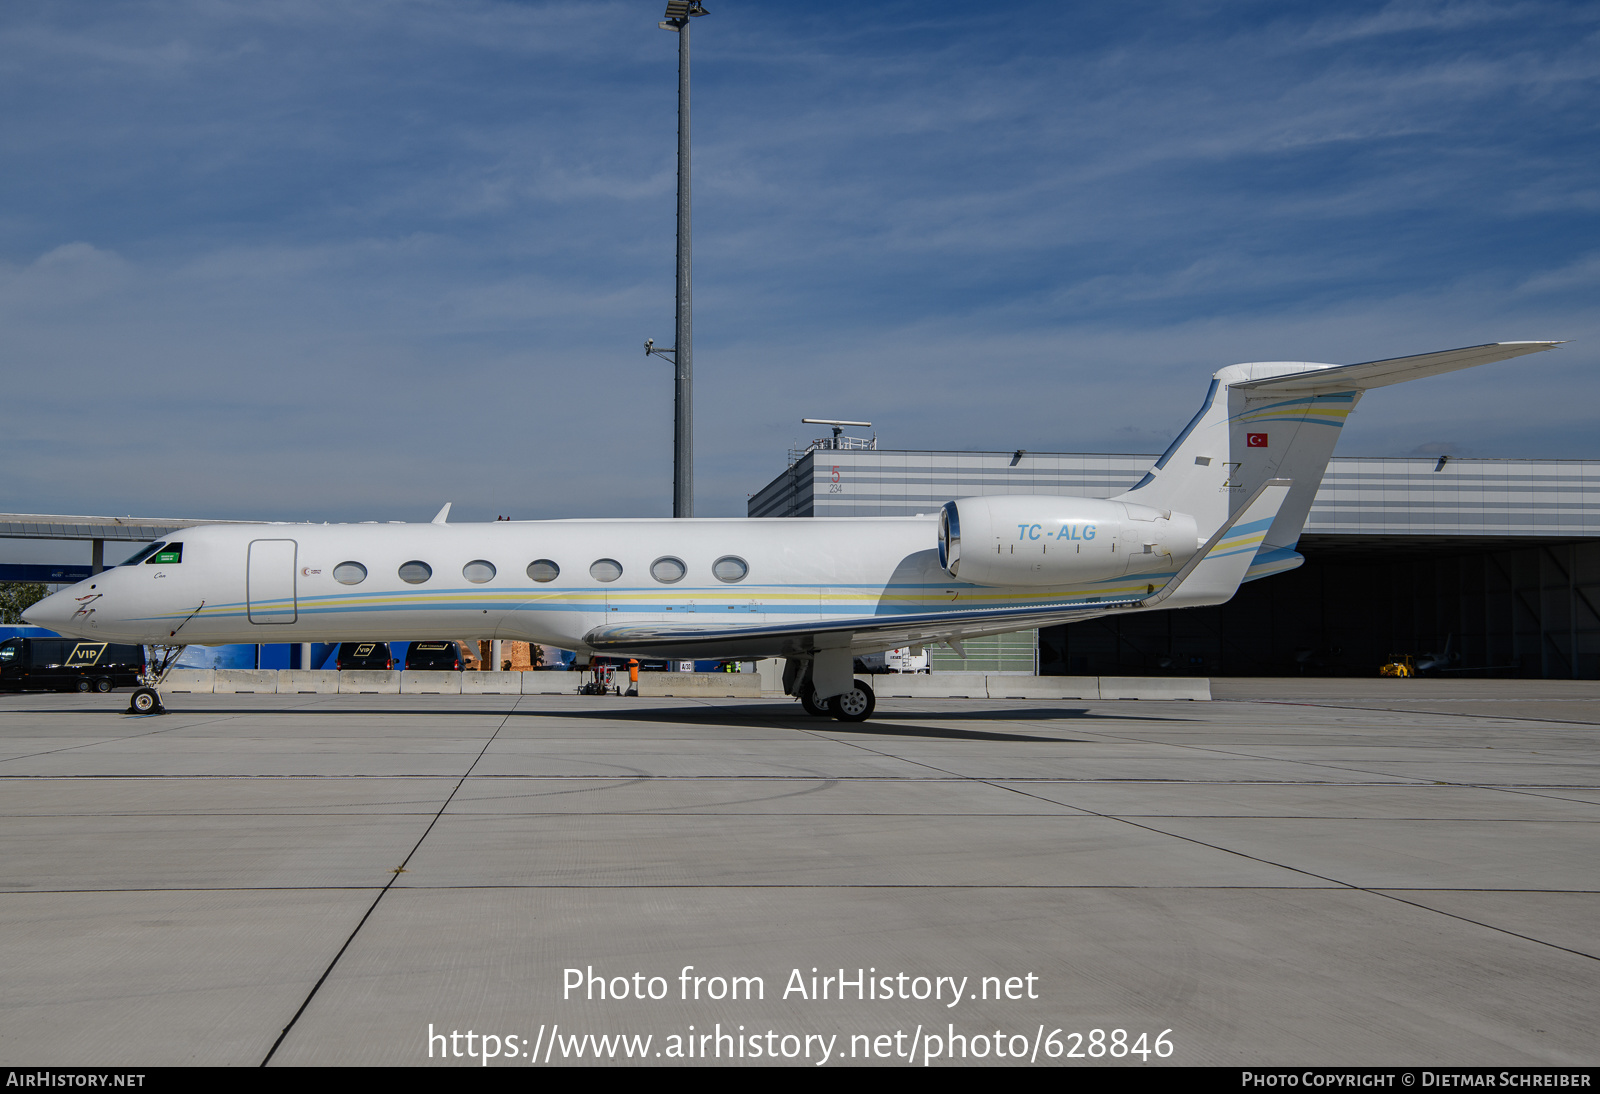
[146,543,183,565]
[120,542,166,566]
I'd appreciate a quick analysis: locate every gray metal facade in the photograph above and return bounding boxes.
[749,449,1600,537]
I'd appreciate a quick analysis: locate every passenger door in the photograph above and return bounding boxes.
[247,539,298,624]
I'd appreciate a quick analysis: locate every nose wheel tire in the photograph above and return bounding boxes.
[798,687,830,717]
[128,687,164,715]
[828,679,876,723]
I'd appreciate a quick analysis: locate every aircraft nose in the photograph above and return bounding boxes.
[22,587,86,634]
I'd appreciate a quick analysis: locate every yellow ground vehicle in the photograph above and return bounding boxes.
[1380,655,1416,678]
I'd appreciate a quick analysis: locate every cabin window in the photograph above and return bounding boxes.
[462,560,496,584]
[527,559,560,583]
[399,561,433,584]
[712,555,748,583]
[650,556,686,584]
[589,558,623,583]
[333,562,367,585]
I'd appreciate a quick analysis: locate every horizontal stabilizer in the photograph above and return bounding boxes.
[1140,479,1291,609]
[1230,342,1561,394]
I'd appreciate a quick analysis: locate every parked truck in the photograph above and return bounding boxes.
[0,638,147,693]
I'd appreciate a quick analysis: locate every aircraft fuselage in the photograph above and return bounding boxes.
[29,516,1167,660]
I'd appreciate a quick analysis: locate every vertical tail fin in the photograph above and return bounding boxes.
[1113,361,1358,552]
[1112,342,1561,555]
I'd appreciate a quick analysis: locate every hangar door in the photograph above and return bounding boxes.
[247,539,298,624]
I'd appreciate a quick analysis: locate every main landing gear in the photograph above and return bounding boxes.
[828,679,876,722]
[799,678,876,723]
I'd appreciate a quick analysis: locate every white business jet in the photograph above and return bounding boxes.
[25,342,1560,719]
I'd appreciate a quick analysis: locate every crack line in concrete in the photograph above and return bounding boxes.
[257,699,519,1066]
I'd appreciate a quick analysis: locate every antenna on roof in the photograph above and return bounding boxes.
[802,418,872,444]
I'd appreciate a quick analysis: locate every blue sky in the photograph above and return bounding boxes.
[2,0,1596,541]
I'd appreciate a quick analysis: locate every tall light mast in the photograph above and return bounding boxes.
[646,0,708,517]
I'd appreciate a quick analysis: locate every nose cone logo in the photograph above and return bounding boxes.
[1247,433,1269,448]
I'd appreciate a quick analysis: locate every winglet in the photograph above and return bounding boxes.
[1139,479,1292,610]
[431,503,452,525]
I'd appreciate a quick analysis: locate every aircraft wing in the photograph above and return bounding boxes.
[582,599,1129,659]
[1229,341,1562,394]
[584,480,1292,659]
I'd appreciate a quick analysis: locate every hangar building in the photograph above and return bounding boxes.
[750,441,1600,679]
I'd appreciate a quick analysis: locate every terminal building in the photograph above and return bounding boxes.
[750,438,1600,679]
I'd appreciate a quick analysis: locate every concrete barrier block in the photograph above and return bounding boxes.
[338,670,400,695]
[870,672,988,698]
[401,671,462,694]
[985,675,1100,700]
[213,669,278,694]
[635,673,762,698]
[524,671,576,694]
[461,671,522,694]
[277,670,339,694]
[162,668,215,693]
[752,658,788,697]
[1098,676,1210,700]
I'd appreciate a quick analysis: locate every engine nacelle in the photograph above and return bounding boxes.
[938,496,1200,587]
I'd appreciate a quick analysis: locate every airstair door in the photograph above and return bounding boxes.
[247,539,298,624]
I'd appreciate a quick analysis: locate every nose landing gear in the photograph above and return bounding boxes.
[128,687,164,715]
[125,642,186,716]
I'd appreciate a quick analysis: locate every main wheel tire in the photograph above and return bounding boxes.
[76,679,92,693]
[95,678,113,693]
[129,687,161,715]
[829,679,876,722]
[798,687,830,717]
